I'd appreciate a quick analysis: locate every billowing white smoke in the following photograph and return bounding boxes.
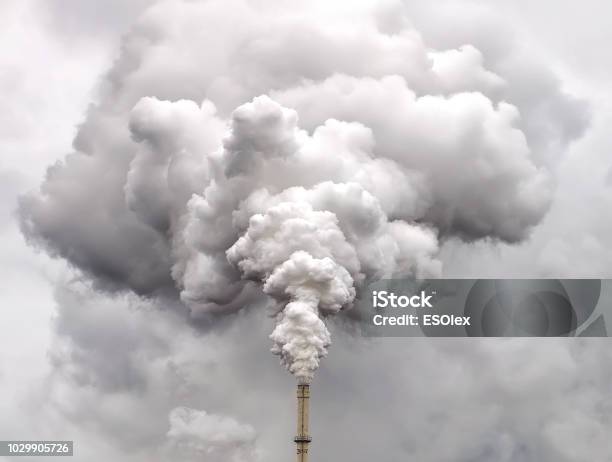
[175,95,442,381]
[19,0,587,382]
[226,202,358,383]
[178,95,442,381]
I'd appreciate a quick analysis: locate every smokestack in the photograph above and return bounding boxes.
[294,383,312,462]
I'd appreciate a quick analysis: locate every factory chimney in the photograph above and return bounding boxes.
[294,383,312,462]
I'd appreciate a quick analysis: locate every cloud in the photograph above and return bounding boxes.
[19,0,585,302]
[18,281,612,462]
[8,0,611,460]
[17,0,592,416]
[32,282,271,461]
[164,407,259,462]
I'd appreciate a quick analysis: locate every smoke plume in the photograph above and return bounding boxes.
[19,0,588,382]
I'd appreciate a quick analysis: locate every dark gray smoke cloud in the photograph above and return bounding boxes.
[19,0,590,384]
[20,0,587,300]
[12,0,605,459]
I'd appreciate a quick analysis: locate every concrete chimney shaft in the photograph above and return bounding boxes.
[294,384,311,462]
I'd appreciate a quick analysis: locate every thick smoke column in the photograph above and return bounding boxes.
[179,95,441,381]
[18,0,587,382]
[215,97,443,381]
[226,204,358,383]
[214,96,442,381]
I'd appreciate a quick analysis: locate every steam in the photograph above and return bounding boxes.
[19,0,588,382]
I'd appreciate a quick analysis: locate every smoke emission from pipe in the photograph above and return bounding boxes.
[18,0,588,383]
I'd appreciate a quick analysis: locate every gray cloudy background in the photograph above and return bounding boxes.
[1,0,612,461]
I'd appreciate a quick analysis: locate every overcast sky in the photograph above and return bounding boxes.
[1,1,612,461]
